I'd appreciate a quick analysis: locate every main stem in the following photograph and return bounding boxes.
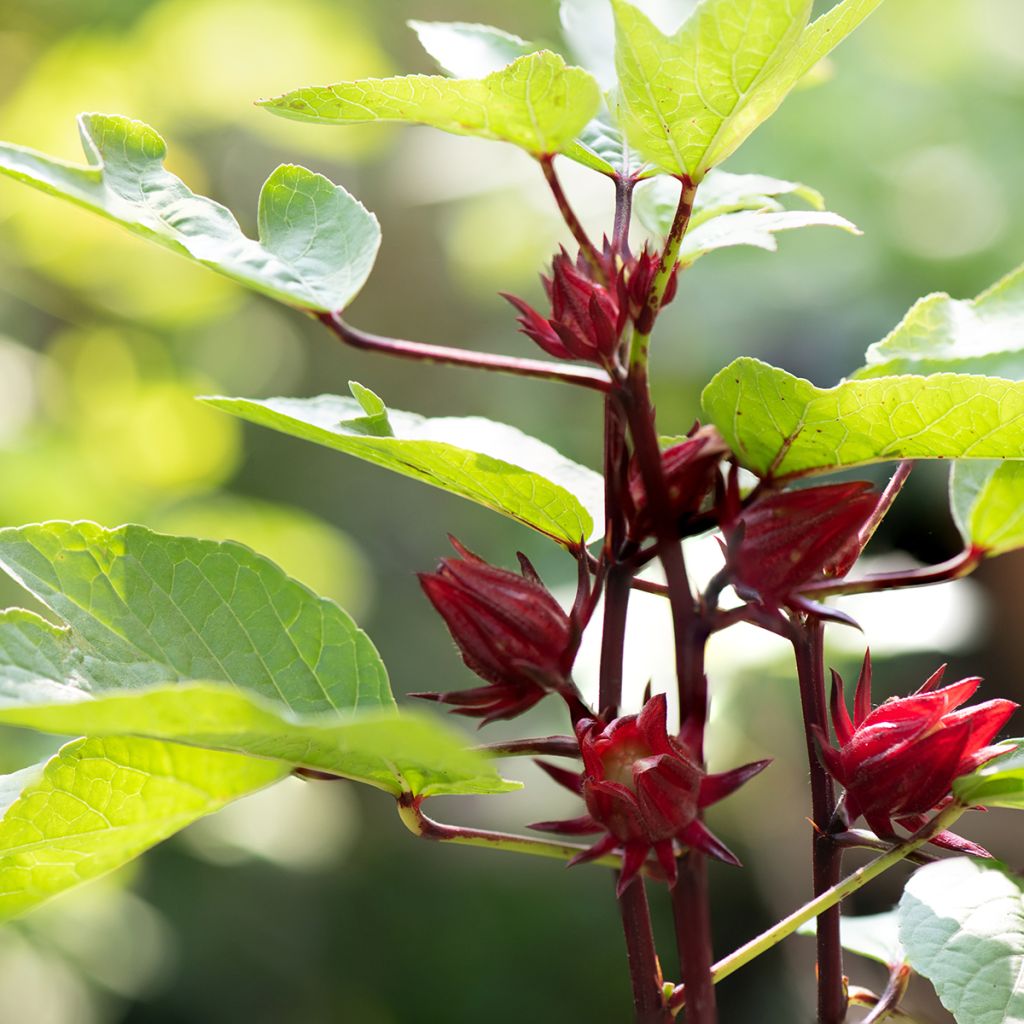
[793,619,846,1024]
[619,878,673,1024]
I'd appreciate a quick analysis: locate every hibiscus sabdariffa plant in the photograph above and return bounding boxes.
[0,2,1022,1022]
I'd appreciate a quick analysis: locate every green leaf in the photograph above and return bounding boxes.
[953,740,1024,810]
[563,108,647,178]
[343,381,395,437]
[796,909,904,966]
[611,0,813,180]
[700,0,889,173]
[900,857,1024,1024]
[0,521,392,715]
[0,736,288,922]
[0,114,380,313]
[258,51,601,159]
[0,684,519,800]
[408,20,537,78]
[950,462,1024,557]
[702,357,1024,478]
[857,264,1024,380]
[637,169,826,236]
[203,390,603,545]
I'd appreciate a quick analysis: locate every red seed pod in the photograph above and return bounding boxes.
[531,694,770,894]
[814,653,1018,856]
[626,425,729,539]
[414,538,573,724]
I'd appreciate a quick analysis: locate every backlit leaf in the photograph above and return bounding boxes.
[408,20,537,78]
[953,740,1024,810]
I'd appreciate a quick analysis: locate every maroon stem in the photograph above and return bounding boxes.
[474,736,579,758]
[671,855,716,1024]
[614,175,637,257]
[317,313,612,393]
[619,878,673,1023]
[539,155,605,279]
[793,618,846,1024]
[858,460,912,551]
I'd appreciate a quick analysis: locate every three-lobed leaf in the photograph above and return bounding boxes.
[702,357,1024,478]
[611,0,887,180]
[204,386,604,546]
[900,858,1024,1024]
[258,51,601,159]
[0,114,380,313]
[953,739,1024,810]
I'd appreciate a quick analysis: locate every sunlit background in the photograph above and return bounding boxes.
[0,0,1022,1021]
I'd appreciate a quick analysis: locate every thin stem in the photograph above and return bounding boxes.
[619,878,672,1023]
[858,460,912,551]
[668,803,966,1011]
[803,545,983,599]
[540,155,605,278]
[860,964,911,1024]
[614,176,637,257]
[672,856,717,1024]
[473,736,579,759]
[793,618,845,1024]
[317,313,612,393]
[397,796,662,878]
[600,563,634,716]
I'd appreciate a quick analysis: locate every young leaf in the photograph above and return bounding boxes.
[953,739,1024,810]
[203,389,603,546]
[408,20,537,78]
[0,522,392,715]
[611,0,813,181]
[637,169,827,236]
[702,357,1024,478]
[563,109,647,178]
[0,114,380,313]
[857,263,1024,380]
[258,51,601,159]
[796,910,904,967]
[0,684,520,800]
[950,461,1024,557]
[0,736,289,922]
[900,858,1024,1024]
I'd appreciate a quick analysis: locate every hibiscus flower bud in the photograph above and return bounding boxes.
[531,694,770,894]
[501,247,625,366]
[626,425,729,540]
[723,480,879,610]
[414,538,574,724]
[814,654,1018,855]
[625,245,679,334]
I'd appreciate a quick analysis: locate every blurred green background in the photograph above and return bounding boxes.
[0,1,1022,1021]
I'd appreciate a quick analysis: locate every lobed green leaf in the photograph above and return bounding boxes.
[953,740,1024,810]
[702,357,1024,478]
[900,858,1024,1024]
[258,51,601,159]
[204,387,603,546]
[0,736,288,922]
[0,114,380,313]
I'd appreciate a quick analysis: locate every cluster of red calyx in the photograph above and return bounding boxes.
[626,424,729,540]
[501,242,679,369]
[414,538,575,724]
[624,244,679,335]
[814,654,1019,855]
[720,477,881,621]
[531,694,770,894]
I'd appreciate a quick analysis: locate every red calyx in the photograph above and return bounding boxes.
[814,652,1019,856]
[531,694,770,894]
[414,538,574,725]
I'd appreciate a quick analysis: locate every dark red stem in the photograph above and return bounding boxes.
[619,878,673,1024]
[316,312,612,393]
[793,618,846,1024]
[473,736,579,758]
[671,855,716,1024]
[539,155,605,279]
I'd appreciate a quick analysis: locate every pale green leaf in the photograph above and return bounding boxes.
[0,684,519,800]
[701,357,1024,478]
[0,736,288,922]
[611,0,813,180]
[0,522,392,715]
[858,264,1024,380]
[408,20,536,78]
[954,740,1024,810]
[900,858,1024,1024]
[259,51,601,159]
[797,910,904,966]
[0,114,380,313]
[203,388,603,545]
[701,0,890,171]
[563,108,649,177]
[636,169,826,236]
[950,462,1024,557]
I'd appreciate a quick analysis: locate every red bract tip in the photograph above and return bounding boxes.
[531,693,770,892]
[819,654,1018,852]
[417,539,573,724]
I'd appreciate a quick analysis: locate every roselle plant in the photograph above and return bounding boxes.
[0,1,1022,1022]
